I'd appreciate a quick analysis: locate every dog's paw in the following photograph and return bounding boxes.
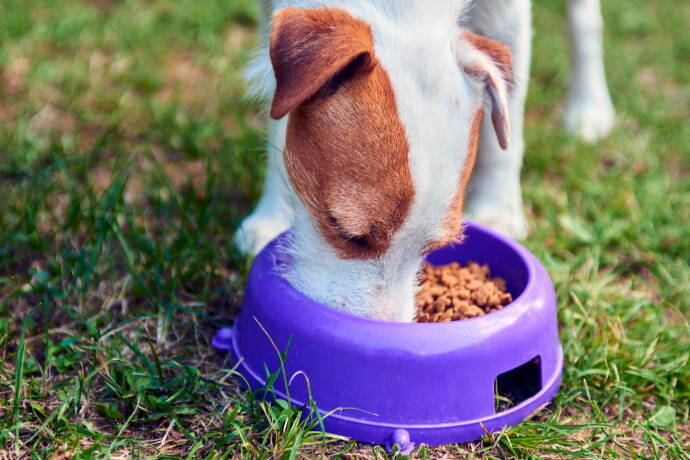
[467,204,528,240]
[564,95,615,143]
[234,213,290,256]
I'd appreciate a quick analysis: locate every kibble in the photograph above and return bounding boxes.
[416,262,513,322]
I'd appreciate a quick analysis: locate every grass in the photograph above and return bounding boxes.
[0,0,688,457]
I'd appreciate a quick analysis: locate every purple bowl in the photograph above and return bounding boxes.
[214,221,562,448]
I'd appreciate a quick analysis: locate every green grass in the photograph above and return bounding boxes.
[0,0,688,458]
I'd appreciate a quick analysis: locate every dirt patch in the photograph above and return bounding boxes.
[155,54,211,106]
[416,262,512,322]
[2,55,29,95]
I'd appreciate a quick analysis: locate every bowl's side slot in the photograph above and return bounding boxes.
[493,355,542,413]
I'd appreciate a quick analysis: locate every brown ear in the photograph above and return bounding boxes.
[269,7,375,120]
[462,31,513,82]
[460,30,513,150]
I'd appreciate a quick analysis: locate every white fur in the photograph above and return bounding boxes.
[565,0,615,143]
[464,0,532,239]
[236,0,615,321]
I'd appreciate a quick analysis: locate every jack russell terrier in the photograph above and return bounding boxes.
[235,0,615,321]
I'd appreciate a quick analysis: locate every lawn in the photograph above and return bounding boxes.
[0,0,688,458]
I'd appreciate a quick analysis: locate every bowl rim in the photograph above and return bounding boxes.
[253,220,544,328]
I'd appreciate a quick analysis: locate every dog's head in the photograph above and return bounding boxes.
[269,7,512,321]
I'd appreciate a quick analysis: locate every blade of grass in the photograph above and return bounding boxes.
[12,325,27,455]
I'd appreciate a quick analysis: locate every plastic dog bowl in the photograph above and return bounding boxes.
[213,221,562,450]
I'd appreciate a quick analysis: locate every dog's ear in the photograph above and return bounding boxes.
[269,7,375,120]
[457,30,513,150]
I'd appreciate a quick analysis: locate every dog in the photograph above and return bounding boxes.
[235,0,615,321]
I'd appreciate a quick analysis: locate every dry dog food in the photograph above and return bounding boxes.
[416,262,512,322]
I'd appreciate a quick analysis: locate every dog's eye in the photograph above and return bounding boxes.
[345,234,372,250]
[326,213,375,250]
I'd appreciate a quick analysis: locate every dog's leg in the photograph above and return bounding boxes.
[234,1,293,255]
[564,0,615,142]
[464,0,531,239]
[234,118,293,256]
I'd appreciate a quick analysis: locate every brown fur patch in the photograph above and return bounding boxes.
[274,8,414,259]
[269,8,376,120]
